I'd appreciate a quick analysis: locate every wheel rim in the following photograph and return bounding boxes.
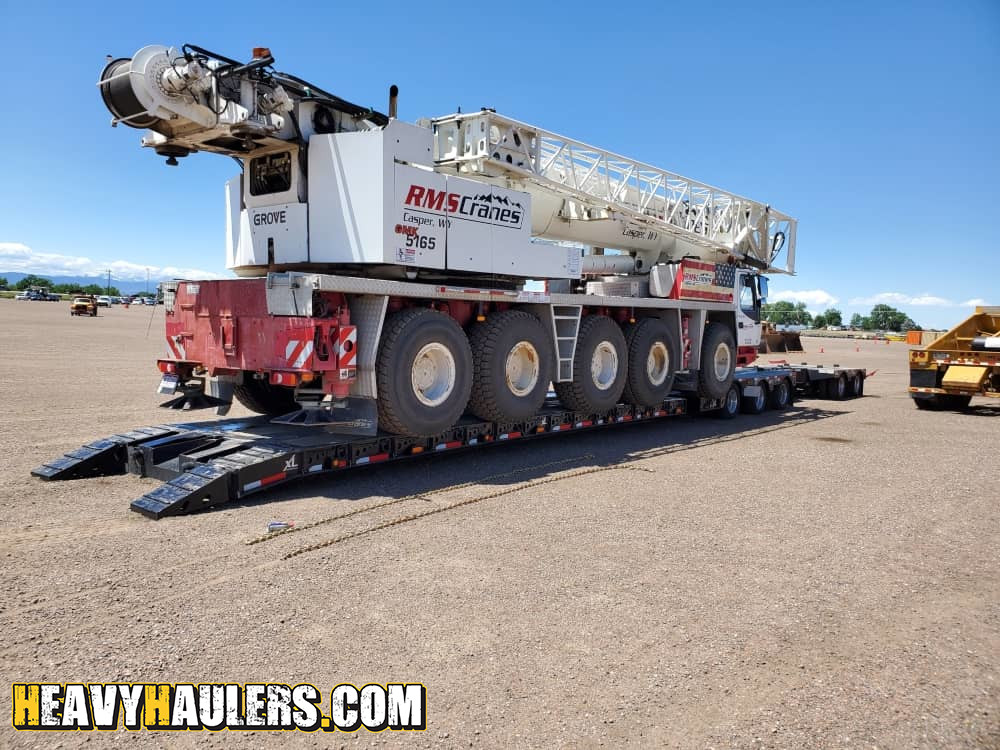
[755,390,766,410]
[713,342,732,381]
[591,341,619,391]
[646,342,670,386]
[505,341,540,397]
[852,374,860,392]
[776,382,788,406]
[411,343,456,407]
[836,377,845,396]
[726,387,739,412]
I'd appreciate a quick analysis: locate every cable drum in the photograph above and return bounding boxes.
[99,58,161,129]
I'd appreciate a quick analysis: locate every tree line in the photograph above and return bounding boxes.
[0,273,155,298]
[761,301,920,331]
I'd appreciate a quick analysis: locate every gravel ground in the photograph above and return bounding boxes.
[1,298,997,749]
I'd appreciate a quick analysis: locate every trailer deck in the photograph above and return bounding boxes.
[32,366,864,519]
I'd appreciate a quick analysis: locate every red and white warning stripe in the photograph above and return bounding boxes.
[338,326,357,368]
[166,336,186,360]
[284,339,314,369]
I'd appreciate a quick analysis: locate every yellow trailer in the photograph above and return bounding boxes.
[909,306,1000,409]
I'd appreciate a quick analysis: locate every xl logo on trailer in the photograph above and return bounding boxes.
[403,185,525,229]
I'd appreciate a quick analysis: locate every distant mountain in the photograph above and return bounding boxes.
[0,271,217,294]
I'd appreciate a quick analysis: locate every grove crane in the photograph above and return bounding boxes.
[97,44,799,438]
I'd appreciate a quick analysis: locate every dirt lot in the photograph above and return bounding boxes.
[1,298,997,748]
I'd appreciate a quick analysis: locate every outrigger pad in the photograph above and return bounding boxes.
[271,397,378,435]
[160,389,232,411]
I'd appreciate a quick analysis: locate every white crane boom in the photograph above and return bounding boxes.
[431,111,795,275]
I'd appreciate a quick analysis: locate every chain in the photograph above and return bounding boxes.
[282,462,652,560]
[245,454,597,547]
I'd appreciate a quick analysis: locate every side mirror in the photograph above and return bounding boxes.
[771,232,785,256]
[758,275,769,303]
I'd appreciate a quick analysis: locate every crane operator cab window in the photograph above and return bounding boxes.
[740,275,760,322]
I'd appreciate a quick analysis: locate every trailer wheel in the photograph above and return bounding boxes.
[716,383,741,419]
[376,308,473,437]
[698,322,736,399]
[554,314,627,412]
[468,310,552,422]
[622,318,677,407]
[913,395,940,410]
[769,378,792,410]
[740,383,768,414]
[233,377,298,415]
[846,371,864,398]
[942,394,972,410]
[826,374,847,400]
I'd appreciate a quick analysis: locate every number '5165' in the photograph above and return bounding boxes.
[405,235,436,249]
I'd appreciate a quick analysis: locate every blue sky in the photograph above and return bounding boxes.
[1,0,996,328]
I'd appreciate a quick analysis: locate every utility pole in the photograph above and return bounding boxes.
[106,269,112,296]
[146,268,150,295]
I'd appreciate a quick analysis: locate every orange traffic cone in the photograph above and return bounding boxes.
[819,346,825,353]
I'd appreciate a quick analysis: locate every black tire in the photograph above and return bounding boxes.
[942,394,972,410]
[740,383,768,414]
[913,395,940,410]
[698,322,736,399]
[715,383,741,419]
[467,310,553,422]
[846,371,864,398]
[376,308,473,437]
[622,318,677,407]
[554,314,627,412]
[769,378,792,410]
[824,374,847,400]
[233,376,298,415]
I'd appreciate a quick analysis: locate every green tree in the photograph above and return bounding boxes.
[867,304,920,332]
[761,300,812,326]
[823,308,843,327]
[812,313,827,329]
[0,276,7,289]
[14,274,53,291]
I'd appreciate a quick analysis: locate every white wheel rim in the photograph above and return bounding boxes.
[411,343,456,407]
[713,342,732,381]
[505,341,540,397]
[756,390,766,409]
[646,342,669,386]
[591,341,619,391]
[726,388,739,411]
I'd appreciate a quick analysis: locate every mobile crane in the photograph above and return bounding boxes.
[31,44,865,517]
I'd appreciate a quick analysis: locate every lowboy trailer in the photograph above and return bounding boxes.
[33,364,864,519]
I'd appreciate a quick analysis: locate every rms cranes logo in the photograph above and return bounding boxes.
[404,185,525,229]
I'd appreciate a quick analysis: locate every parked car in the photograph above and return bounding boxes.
[15,291,31,300]
[70,296,98,316]
[142,296,156,306]
[96,295,112,307]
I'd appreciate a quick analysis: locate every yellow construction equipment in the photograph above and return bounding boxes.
[909,306,1000,410]
[757,321,804,354]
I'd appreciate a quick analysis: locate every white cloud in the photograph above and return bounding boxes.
[0,242,223,281]
[848,292,991,308]
[771,289,839,307]
[848,291,953,307]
